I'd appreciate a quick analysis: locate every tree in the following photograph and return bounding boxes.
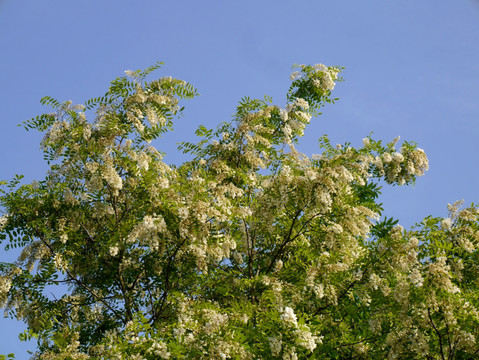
[0,61,478,359]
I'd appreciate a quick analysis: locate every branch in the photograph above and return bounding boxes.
[336,336,378,348]
[428,308,446,360]
[265,208,302,274]
[151,237,188,325]
[116,259,133,322]
[35,230,126,323]
[439,312,453,359]
[266,201,324,275]
[312,279,358,316]
[243,219,254,279]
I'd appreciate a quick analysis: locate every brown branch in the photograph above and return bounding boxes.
[265,208,302,274]
[428,308,446,360]
[243,219,254,279]
[116,263,133,322]
[151,237,188,326]
[312,279,358,316]
[449,338,459,360]
[440,312,453,360]
[28,222,126,323]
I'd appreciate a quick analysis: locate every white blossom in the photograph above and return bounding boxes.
[0,215,8,231]
[295,328,317,352]
[290,71,300,80]
[281,307,298,327]
[109,246,119,257]
[269,336,282,356]
[102,164,123,195]
[441,218,452,230]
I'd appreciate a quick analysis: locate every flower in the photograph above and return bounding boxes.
[269,336,282,356]
[0,275,12,306]
[290,71,300,80]
[102,164,123,195]
[109,246,119,257]
[409,268,423,287]
[0,215,8,231]
[274,260,283,272]
[295,328,317,352]
[382,152,392,163]
[391,152,404,163]
[441,218,452,230]
[281,307,298,327]
[294,98,309,110]
[148,341,170,359]
[390,135,400,148]
[232,251,243,264]
[280,108,289,122]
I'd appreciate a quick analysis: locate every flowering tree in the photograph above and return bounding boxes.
[1,62,478,359]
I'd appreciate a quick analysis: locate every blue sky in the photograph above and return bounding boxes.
[1,0,479,357]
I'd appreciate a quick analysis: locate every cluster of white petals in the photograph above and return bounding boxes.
[102,164,123,195]
[0,215,8,231]
[281,307,298,327]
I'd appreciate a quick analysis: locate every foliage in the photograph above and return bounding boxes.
[1,62,478,359]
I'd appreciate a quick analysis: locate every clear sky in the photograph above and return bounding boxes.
[1,0,479,357]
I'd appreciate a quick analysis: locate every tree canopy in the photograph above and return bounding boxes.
[1,62,478,359]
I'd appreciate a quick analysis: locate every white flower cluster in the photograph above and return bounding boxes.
[408,267,424,287]
[127,214,168,251]
[269,336,282,356]
[0,275,12,307]
[295,327,319,352]
[123,82,180,135]
[407,148,429,176]
[427,256,460,294]
[109,246,119,257]
[231,250,243,264]
[202,308,229,335]
[281,98,312,142]
[127,110,145,133]
[457,236,475,253]
[102,164,123,196]
[207,233,237,262]
[146,105,166,127]
[456,330,476,352]
[0,214,8,231]
[47,120,70,143]
[441,218,452,230]
[124,70,135,77]
[281,306,298,327]
[311,64,340,92]
[290,64,340,92]
[83,123,92,141]
[373,145,429,185]
[126,148,151,173]
[282,347,298,360]
[294,98,309,110]
[53,253,67,272]
[147,340,170,359]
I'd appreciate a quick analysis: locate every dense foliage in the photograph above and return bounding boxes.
[1,62,478,359]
